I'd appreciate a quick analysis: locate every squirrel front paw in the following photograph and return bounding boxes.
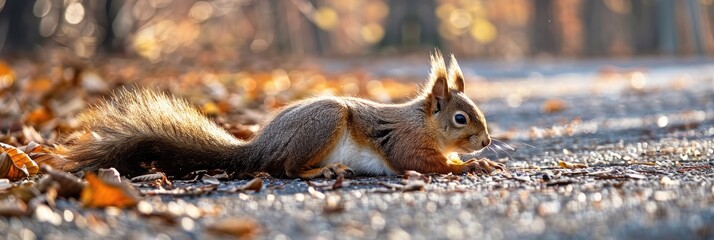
[463,158,506,175]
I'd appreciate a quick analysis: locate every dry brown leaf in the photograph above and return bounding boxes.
[24,141,69,169]
[542,98,567,114]
[0,142,39,180]
[80,172,141,208]
[223,178,262,193]
[8,182,41,203]
[403,170,430,182]
[139,211,179,226]
[39,165,85,198]
[24,78,53,93]
[402,180,426,192]
[205,217,261,239]
[130,172,166,182]
[21,126,45,145]
[239,178,262,192]
[558,160,588,169]
[332,175,344,189]
[0,196,28,217]
[24,106,54,126]
[97,168,121,183]
[142,185,217,196]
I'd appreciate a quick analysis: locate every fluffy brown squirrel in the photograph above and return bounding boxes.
[57,52,505,179]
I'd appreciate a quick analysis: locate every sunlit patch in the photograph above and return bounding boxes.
[446,152,464,165]
[64,2,85,24]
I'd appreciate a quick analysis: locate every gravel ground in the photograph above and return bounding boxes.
[2,60,714,240]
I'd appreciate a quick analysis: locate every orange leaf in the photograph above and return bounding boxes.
[205,217,261,239]
[23,142,69,171]
[542,98,567,114]
[0,143,39,180]
[80,173,141,208]
[24,107,54,126]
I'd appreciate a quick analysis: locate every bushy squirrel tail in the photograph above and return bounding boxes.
[61,88,250,177]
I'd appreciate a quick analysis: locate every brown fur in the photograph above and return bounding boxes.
[60,51,499,178]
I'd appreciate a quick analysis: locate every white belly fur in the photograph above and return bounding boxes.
[321,130,395,176]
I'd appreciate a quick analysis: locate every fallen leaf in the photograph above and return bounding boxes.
[403,170,430,182]
[139,211,179,226]
[23,106,54,126]
[0,196,28,217]
[558,160,588,169]
[8,182,41,203]
[38,165,85,198]
[222,178,262,193]
[132,172,173,189]
[677,165,711,173]
[546,179,576,186]
[240,178,263,192]
[21,126,45,145]
[332,175,344,189]
[142,185,217,196]
[130,172,166,182]
[202,176,221,185]
[402,180,426,192]
[205,217,261,239]
[23,141,68,169]
[542,98,567,114]
[0,142,39,180]
[97,168,121,183]
[80,173,141,208]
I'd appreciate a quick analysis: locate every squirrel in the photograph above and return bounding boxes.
[56,52,505,179]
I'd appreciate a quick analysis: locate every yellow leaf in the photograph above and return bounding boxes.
[0,143,39,180]
[542,99,567,114]
[558,160,588,169]
[80,173,141,208]
[205,217,261,239]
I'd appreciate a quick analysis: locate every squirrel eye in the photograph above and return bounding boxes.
[453,111,468,127]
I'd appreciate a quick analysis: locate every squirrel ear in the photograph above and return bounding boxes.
[430,76,449,100]
[427,50,450,99]
[449,54,465,92]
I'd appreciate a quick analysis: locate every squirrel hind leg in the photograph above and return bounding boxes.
[255,99,349,178]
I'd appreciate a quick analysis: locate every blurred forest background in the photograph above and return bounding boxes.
[2,0,714,62]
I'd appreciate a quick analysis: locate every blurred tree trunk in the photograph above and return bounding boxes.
[654,0,677,55]
[531,0,558,56]
[0,0,40,54]
[631,1,658,55]
[379,0,441,51]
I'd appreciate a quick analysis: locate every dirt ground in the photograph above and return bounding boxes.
[1,57,713,239]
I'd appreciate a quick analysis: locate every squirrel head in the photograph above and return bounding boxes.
[423,51,490,154]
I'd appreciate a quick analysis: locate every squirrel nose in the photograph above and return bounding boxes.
[481,138,491,147]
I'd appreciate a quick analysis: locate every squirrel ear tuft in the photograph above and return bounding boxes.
[427,50,450,99]
[449,54,465,92]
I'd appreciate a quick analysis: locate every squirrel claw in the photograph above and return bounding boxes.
[321,163,355,179]
[464,158,507,175]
